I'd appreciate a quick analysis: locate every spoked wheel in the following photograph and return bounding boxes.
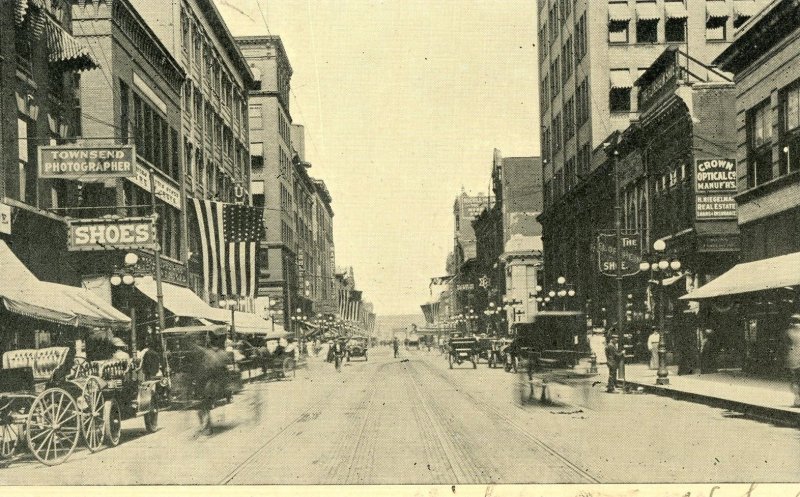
[144,410,158,433]
[103,399,121,447]
[80,378,105,452]
[282,357,295,379]
[25,388,81,466]
[1,422,20,459]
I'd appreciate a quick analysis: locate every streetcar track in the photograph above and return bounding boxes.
[417,357,601,483]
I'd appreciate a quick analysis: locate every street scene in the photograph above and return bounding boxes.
[1,0,800,492]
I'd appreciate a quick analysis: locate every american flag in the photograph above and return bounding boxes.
[190,198,265,298]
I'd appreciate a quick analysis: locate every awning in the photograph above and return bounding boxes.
[636,3,661,20]
[706,2,730,28]
[134,278,219,321]
[665,2,689,19]
[610,69,633,89]
[206,308,275,335]
[44,17,98,71]
[733,1,760,18]
[680,251,800,300]
[0,241,129,328]
[608,3,632,21]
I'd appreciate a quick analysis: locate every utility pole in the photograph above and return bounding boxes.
[149,169,166,335]
[612,148,626,388]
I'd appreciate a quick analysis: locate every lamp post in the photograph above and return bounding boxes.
[219,297,237,336]
[111,252,140,358]
[639,239,682,385]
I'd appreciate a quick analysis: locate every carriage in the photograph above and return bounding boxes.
[504,311,590,375]
[232,333,296,380]
[447,335,478,369]
[345,336,369,361]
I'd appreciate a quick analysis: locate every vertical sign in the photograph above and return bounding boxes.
[0,203,10,235]
[695,159,737,220]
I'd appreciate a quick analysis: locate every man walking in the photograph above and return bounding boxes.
[605,334,622,393]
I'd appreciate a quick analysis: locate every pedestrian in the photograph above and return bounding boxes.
[647,327,661,370]
[393,337,399,358]
[785,313,800,407]
[605,333,622,393]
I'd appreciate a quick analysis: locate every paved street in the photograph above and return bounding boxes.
[1,348,798,485]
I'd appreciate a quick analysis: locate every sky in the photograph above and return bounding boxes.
[216,0,539,316]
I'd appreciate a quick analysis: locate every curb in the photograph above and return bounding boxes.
[626,380,800,428]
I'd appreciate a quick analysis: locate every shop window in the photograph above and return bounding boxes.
[746,100,773,188]
[636,19,658,43]
[609,20,629,44]
[665,18,686,42]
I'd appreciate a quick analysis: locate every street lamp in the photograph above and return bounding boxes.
[111,252,140,357]
[640,239,682,385]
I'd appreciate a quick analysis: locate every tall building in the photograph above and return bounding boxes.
[537,0,764,211]
[125,0,256,302]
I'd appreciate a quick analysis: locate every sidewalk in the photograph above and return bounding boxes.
[624,363,800,426]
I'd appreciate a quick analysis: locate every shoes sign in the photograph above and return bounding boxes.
[596,232,641,277]
[66,216,157,252]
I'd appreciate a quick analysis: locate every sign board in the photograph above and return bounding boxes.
[456,283,474,291]
[127,164,182,210]
[67,217,156,252]
[596,232,641,277]
[0,203,10,235]
[695,159,737,220]
[38,145,135,179]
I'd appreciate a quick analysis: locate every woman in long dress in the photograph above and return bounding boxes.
[647,327,661,370]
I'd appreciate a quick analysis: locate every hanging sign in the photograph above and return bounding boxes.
[38,145,135,179]
[67,217,156,251]
[126,164,182,210]
[695,159,737,220]
[596,232,641,277]
[0,203,10,235]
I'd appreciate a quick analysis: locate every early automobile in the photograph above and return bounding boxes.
[346,336,369,361]
[447,335,478,369]
[505,311,590,375]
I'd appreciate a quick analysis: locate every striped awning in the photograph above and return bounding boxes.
[43,15,98,71]
[665,2,689,19]
[608,3,632,22]
[636,3,661,20]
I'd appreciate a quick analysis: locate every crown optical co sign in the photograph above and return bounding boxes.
[38,145,135,179]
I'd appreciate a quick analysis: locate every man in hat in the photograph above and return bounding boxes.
[605,334,623,393]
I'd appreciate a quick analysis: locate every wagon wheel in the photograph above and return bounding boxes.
[25,388,81,466]
[282,357,295,379]
[70,357,92,379]
[80,377,105,452]
[103,399,121,447]
[1,421,20,458]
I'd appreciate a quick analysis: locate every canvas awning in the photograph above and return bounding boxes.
[608,3,632,21]
[0,241,129,328]
[665,2,689,19]
[636,3,661,20]
[706,2,730,27]
[680,251,800,300]
[134,278,219,321]
[733,0,760,18]
[610,69,633,89]
[206,308,275,335]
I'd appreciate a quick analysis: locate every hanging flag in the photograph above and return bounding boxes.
[190,198,265,298]
[338,289,349,320]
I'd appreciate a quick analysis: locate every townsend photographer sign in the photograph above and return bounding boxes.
[66,217,156,252]
[38,145,135,179]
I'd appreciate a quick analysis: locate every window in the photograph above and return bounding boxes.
[746,100,773,188]
[120,80,130,144]
[579,141,591,176]
[249,105,263,130]
[706,7,728,41]
[564,157,576,191]
[609,20,629,44]
[541,74,549,111]
[550,57,561,96]
[576,79,589,126]
[780,83,800,174]
[563,97,575,141]
[251,142,264,170]
[665,18,686,42]
[575,13,587,62]
[610,69,632,113]
[636,19,658,43]
[561,36,573,82]
[552,113,562,151]
[734,15,751,29]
